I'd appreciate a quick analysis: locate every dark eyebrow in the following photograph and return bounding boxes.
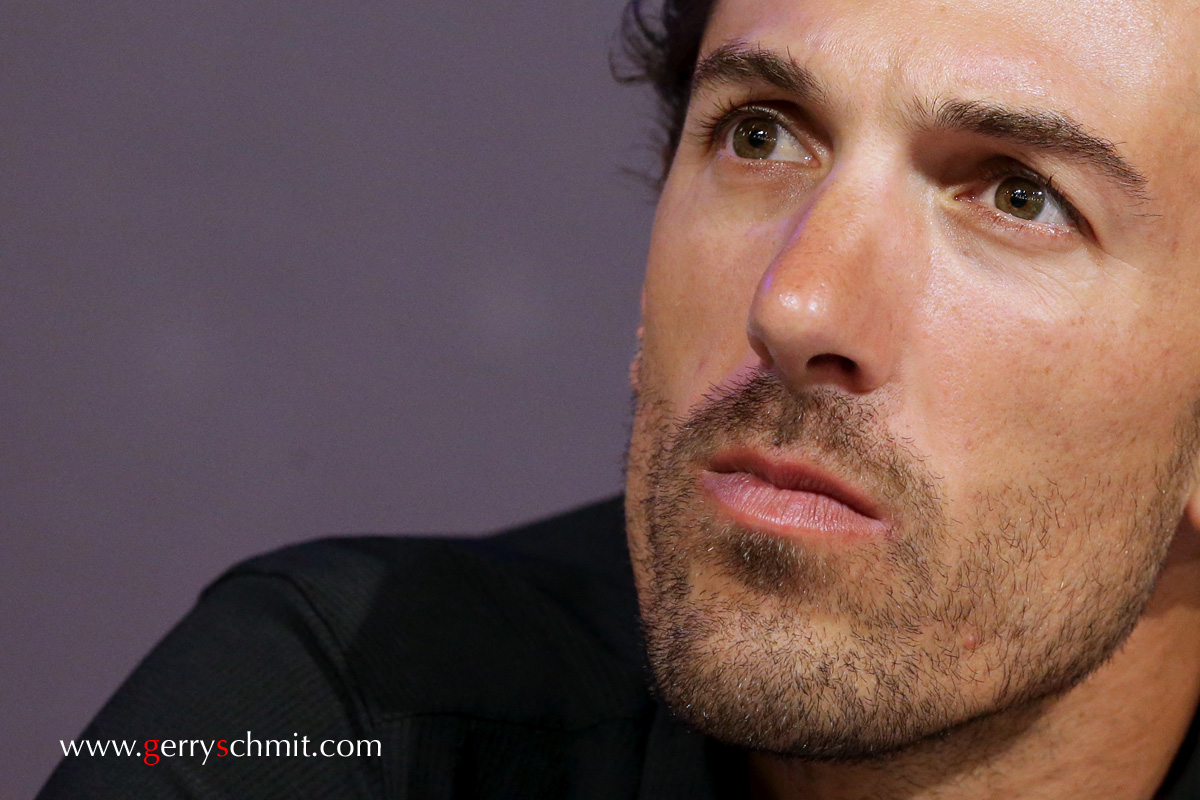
[930,99,1150,203]
[691,43,1152,205]
[691,42,827,105]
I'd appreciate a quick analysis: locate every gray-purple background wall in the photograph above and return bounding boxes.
[2,1,655,794]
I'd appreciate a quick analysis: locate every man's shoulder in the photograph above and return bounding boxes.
[37,498,668,799]
[210,495,648,728]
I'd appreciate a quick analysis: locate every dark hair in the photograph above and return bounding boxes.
[616,0,717,181]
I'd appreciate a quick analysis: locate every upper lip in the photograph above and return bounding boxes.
[707,448,885,521]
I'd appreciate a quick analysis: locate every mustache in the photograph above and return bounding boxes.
[662,369,941,521]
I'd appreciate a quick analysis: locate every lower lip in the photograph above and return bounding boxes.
[700,471,889,543]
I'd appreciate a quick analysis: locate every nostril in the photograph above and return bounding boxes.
[806,353,858,375]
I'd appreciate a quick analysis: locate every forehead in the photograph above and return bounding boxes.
[704,0,1195,110]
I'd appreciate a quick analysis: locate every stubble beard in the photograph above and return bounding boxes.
[627,369,1190,761]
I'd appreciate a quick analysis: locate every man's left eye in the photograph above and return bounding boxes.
[987,176,1072,226]
[723,115,811,163]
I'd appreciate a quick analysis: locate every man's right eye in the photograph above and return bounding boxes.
[720,113,812,164]
[731,117,779,159]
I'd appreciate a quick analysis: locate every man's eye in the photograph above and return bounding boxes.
[723,115,810,163]
[987,176,1071,226]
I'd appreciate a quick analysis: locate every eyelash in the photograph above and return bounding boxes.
[690,100,1090,238]
[969,162,1087,233]
[691,99,793,152]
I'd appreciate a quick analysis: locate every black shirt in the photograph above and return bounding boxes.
[37,497,1200,798]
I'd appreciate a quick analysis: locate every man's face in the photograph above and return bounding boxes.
[625,0,1200,758]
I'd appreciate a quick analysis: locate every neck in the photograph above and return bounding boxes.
[747,536,1200,800]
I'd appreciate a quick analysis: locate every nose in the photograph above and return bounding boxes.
[746,169,915,396]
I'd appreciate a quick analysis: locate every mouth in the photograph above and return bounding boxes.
[700,448,891,543]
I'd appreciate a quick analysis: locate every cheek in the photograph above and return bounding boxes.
[912,277,1199,517]
[640,181,776,406]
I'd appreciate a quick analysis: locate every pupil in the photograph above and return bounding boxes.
[996,177,1046,220]
[732,118,778,159]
